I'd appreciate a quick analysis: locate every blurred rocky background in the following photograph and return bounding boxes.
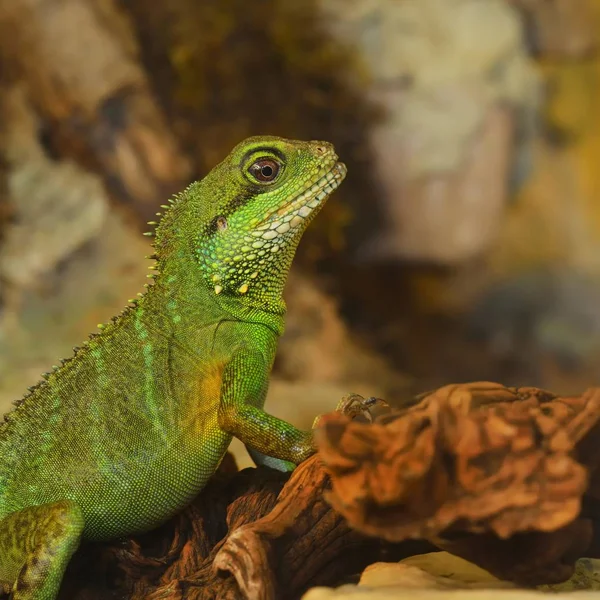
[1,0,600,465]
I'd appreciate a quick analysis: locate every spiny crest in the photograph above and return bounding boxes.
[142,188,194,270]
[142,189,180,238]
[2,297,142,428]
[141,196,184,279]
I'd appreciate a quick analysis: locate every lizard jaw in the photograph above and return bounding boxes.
[254,161,347,235]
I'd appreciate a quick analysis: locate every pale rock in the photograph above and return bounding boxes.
[302,552,600,598]
[319,0,541,264]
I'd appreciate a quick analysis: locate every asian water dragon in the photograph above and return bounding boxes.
[0,136,347,599]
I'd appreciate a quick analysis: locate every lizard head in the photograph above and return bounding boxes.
[187,135,346,311]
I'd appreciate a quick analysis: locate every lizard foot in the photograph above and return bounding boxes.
[312,393,390,429]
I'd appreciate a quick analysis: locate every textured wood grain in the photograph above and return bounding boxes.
[316,383,600,585]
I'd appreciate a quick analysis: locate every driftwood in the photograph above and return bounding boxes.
[317,382,600,586]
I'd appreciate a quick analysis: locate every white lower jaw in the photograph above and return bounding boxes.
[252,162,347,241]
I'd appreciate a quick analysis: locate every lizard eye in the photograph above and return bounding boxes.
[248,158,280,183]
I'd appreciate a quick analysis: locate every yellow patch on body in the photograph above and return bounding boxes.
[179,361,227,438]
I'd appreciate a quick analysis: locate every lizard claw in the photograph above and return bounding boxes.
[312,394,390,429]
[336,393,378,420]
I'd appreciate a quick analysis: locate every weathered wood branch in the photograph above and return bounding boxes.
[317,382,600,586]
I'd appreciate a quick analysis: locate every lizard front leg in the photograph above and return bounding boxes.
[0,500,84,600]
[218,349,314,465]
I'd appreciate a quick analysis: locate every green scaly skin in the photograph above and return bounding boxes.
[0,136,346,599]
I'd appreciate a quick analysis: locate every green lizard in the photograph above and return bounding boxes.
[0,136,347,599]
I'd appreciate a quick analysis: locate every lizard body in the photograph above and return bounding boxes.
[0,136,346,599]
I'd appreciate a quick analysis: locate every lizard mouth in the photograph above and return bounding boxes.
[253,161,347,235]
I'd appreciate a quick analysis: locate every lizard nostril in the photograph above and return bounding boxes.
[315,145,326,155]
